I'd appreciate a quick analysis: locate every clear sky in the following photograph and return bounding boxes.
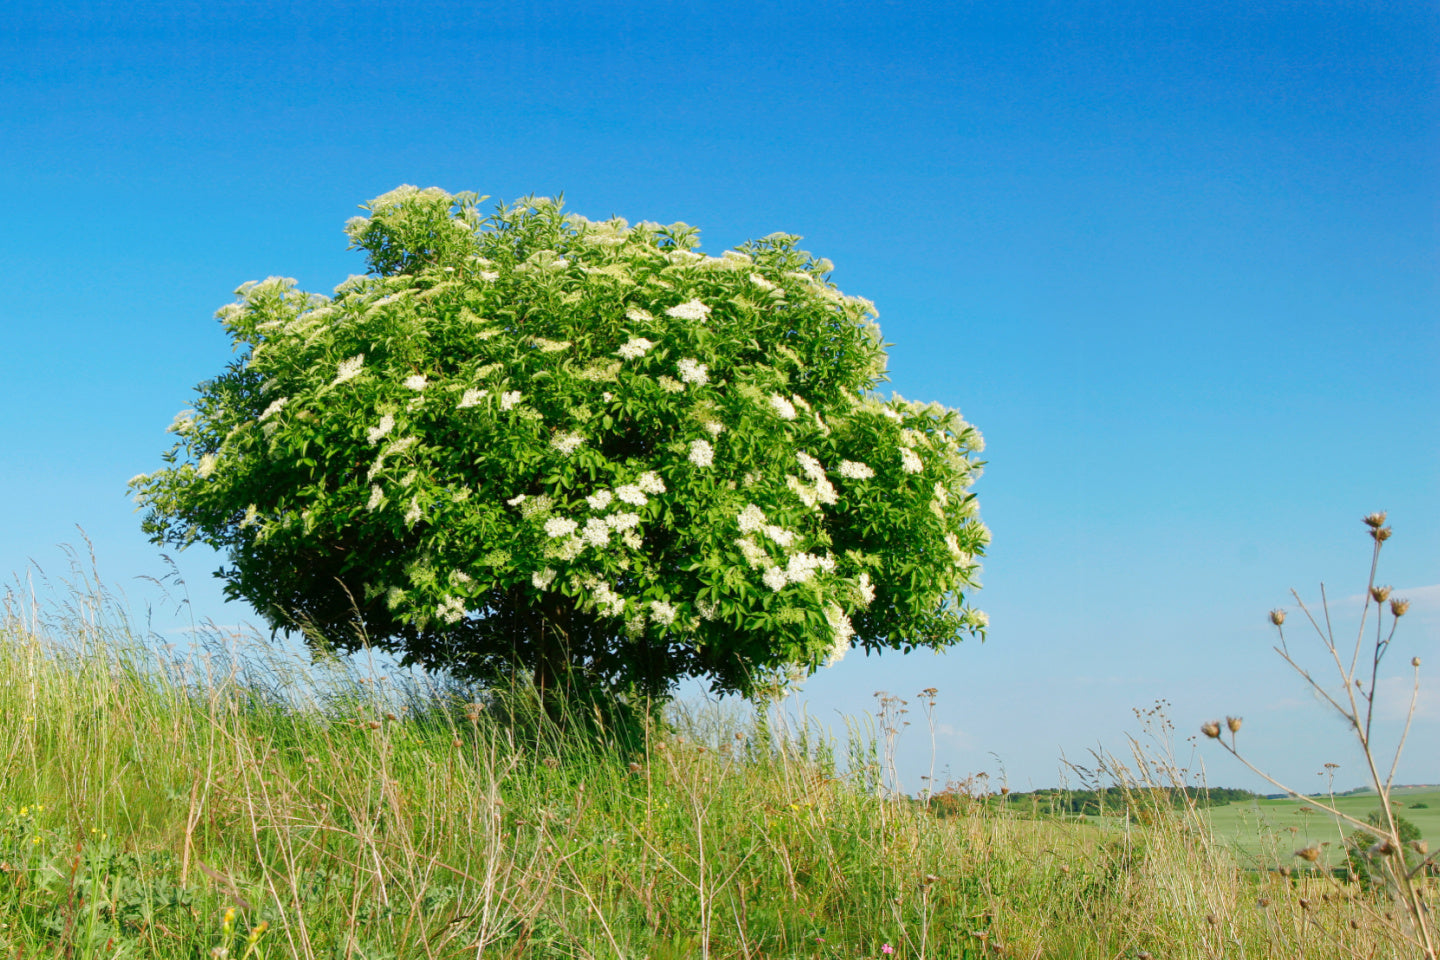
[3,0,1436,794]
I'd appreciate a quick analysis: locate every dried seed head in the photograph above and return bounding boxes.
[1295,845,1322,863]
[1377,839,1397,856]
[1363,512,1387,529]
[627,761,643,773]
[1205,913,1218,926]
[1390,598,1410,617]
[1256,897,1271,908]
[1201,720,1222,739]
[1269,609,1286,626]
[1371,585,1393,603]
[1413,657,1422,668]
[1412,839,1429,856]
[1226,716,1243,735]
[542,757,560,768]
[1372,525,1393,542]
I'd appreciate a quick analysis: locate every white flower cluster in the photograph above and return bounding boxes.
[532,568,557,590]
[770,395,797,420]
[591,582,625,617]
[783,551,835,585]
[824,604,855,666]
[457,388,488,409]
[625,307,653,323]
[477,270,500,282]
[657,375,685,393]
[260,397,289,421]
[855,571,876,606]
[748,273,777,292]
[899,447,924,474]
[788,452,837,508]
[736,503,767,533]
[650,600,677,627]
[500,391,523,410]
[333,354,365,385]
[617,337,655,360]
[404,497,423,525]
[551,432,584,455]
[688,439,714,467]
[197,453,218,478]
[586,489,613,510]
[677,358,709,384]
[545,517,578,538]
[838,460,874,480]
[530,337,571,352]
[581,516,611,547]
[665,299,711,321]
[438,595,466,624]
[404,375,428,391]
[367,484,384,511]
[367,414,395,444]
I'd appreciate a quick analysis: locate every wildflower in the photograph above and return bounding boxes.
[666,299,711,321]
[625,307,653,323]
[500,390,523,410]
[333,354,365,384]
[544,517,578,538]
[737,503,767,533]
[839,460,874,479]
[770,395,797,420]
[637,471,666,494]
[582,517,612,547]
[438,596,466,624]
[368,414,395,444]
[622,529,643,549]
[616,484,647,506]
[650,600,677,626]
[677,357,709,384]
[617,337,655,359]
[551,432,584,455]
[586,490,613,510]
[899,447,923,474]
[763,566,789,591]
[533,568,557,590]
[404,374,428,391]
[882,946,894,956]
[704,418,725,435]
[458,388,488,408]
[507,493,528,507]
[689,439,714,467]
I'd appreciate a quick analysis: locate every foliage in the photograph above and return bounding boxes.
[130,185,989,703]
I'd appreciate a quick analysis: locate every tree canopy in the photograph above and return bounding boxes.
[131,185,989,704]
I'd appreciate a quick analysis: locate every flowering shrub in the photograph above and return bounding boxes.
[131,186,988,702]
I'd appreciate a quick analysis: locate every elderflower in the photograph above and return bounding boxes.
[762,567,789,591]
[532,568,557,590]
[606,512,641,531]
[367,414,395,444]
[404,498,423,525]
[650,600,677,626]
[637,471,666,494]
[899,447,923,474]
[770,395,797,420]
[544,517,577,538]
[404,374,428,391]
[856,571,876,606]
[748,272,777,292]
[688,439,714,467]
[665,299,711,321]
[625,307,654,323]
[839,460,874,480]
[366,485,384,511]
[736,503,766,533]
[582,517,612,547]
[333,354,365,385]
[438,596,466,624]
[586,489,613,510]
[260,397,289,420]
[551,432,584,455]
[824,605,855,665]
[500,390,523,410]
[457,388,488,408]
[736,537,769,568]
[657,375,685,393]
[677,358,709,384]
[617,337,654,360]
[615,484,647,506]
[197,453,218,478]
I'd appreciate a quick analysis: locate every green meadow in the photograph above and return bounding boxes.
[0,574,1433,959]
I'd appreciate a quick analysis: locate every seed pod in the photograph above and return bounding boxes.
[1201,720,1222,739]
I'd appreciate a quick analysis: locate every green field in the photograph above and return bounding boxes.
[1203,787,1440,870]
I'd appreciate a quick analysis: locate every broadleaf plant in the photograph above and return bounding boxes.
[131,185,989,709]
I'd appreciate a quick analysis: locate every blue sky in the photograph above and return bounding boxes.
[3,0,1436,794]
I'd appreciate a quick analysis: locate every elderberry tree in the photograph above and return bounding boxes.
[131,186,988,708]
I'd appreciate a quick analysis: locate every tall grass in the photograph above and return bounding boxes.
[0,559,1424,958]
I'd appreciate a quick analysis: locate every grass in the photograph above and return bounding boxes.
[0,563,1432,958]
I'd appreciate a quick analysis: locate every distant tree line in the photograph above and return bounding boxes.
[924,785,1262,819]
